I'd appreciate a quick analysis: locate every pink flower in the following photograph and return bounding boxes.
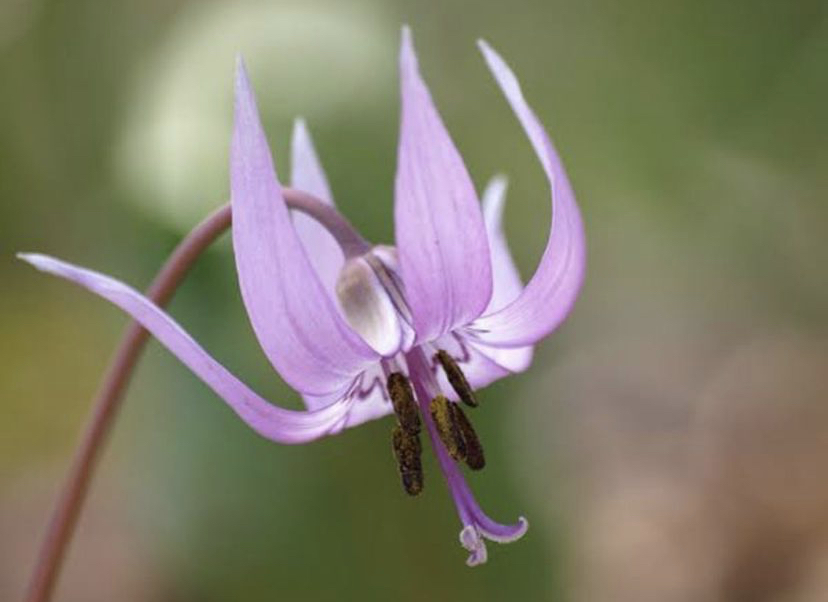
[20,27,585,566]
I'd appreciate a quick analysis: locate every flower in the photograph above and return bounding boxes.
[19,27,585,566]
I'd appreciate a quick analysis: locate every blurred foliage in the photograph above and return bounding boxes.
[1,1,826,601]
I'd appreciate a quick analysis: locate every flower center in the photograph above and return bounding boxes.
[334,245,414,356]
[402,346,527,567]
[387,352,487,496]
[331,240,526,565]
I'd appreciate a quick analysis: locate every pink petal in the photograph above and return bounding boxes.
[468,338,533,375]
[394,27,492,344]
[471,42,586,348]
[290,118,344,296]
[301,363,394,429]
[232,60,378,396]
[18,253,354,443]
[475,176,534,372]
[431,332,531,396]
[481,175,523,313]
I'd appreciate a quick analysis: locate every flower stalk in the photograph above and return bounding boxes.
[23,187,358,602]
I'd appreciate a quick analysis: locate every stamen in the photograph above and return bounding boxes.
[429,396,467,462]
[435,350,478,407]
[387,372,421,435]
[452,404,486,471]
[391,425,424,496]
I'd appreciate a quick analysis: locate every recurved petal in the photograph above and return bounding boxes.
[471,42,586,348]
[469,339,533,376]
[232,61,378,396]
[481,175,523,314]
[290,119,344,295]
[394,27,492,344]
[432,332,531,397]
[301,363,394,428]
[18,253,355,443]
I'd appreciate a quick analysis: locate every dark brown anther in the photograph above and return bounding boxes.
[435,350,478,408]
[429,396,467,462]
[451,403,486,471]
[387,372,421,435]
[392,425,424,495]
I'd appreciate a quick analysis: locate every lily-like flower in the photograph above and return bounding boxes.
[19,28,584,565]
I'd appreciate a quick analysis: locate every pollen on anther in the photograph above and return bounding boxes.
[435,350,478,408]
[391,425,424,496]
[429,396,467,462]
[387,372,421,435]
[452,403,486,471]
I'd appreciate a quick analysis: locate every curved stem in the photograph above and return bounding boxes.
[285,187,370,257]
[24,188,358,602]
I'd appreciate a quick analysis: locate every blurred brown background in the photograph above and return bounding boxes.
[2,0,827,600]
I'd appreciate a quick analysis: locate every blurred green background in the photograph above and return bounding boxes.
[2,1,827,600]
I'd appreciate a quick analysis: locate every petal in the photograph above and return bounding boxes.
[394,27,492,343]
[431,332,531,396]
[473,177,534,373]
[301,363,394,428]
[471,42,586,348]
[481,175,523,313]
[18,254,355,443]
[232,60,378,396]
[469,338,533,375]
[290,118,334,204]
[290,118,344,295]
[334,255,404,356]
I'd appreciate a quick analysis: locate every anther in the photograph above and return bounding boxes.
[392,425,424,496]
[429,396,467,462]
[387,372,421,435]
[435,350,478,408]
[452,404,486,471]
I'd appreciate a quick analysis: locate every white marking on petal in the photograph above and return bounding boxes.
[336,256,404,356]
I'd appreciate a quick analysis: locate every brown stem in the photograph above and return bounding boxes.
[24,188,362,602]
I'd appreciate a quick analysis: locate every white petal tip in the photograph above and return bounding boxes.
[17,252,50,270]
[234,54,247,78]
[399,25,416,67]
[477,39,499,63]
[291,117,310,148]
[490,173,509,187]
[478,41,522,102]
[234,57,254,103]
[483,174,509,203]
